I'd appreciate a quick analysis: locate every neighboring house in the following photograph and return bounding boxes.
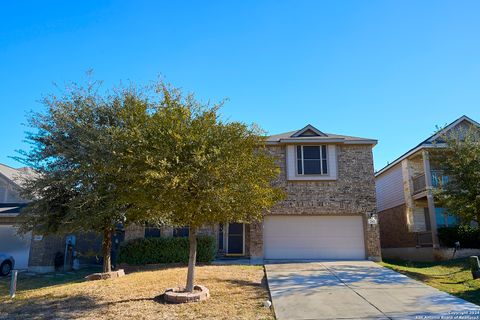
[0,163,32,269]
[375,115,480,260]
[0,163,103,273]
[125,124,381,262]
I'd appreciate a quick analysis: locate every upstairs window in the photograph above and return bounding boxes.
[296,145,328,175]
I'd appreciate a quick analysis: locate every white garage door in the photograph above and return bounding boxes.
[264,215,366,260]
[0,225,31,269]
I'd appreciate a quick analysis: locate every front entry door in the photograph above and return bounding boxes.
[227,223,244,255]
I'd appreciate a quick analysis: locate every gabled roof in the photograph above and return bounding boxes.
[0,203,27,217]
[266,124,377,145]
[375,115,480,177]
[290,124,327,137]
[0,163,33,187]
[423,115,480,145]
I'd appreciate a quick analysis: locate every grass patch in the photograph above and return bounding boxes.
[0,265,273,320]
[381,258,480,305]
[0,267,101,295]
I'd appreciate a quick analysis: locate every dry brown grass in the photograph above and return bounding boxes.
[0,265,274,320]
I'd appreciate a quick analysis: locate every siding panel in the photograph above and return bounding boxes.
[376,164,405,212]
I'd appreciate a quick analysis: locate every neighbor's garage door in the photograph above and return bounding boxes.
[263,215,366,260]
[0,225,31,269]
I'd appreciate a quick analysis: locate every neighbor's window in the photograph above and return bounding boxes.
[296,145,328,175]
[435,208,459,228]
[173,227,189,237]
[144,224,161,238]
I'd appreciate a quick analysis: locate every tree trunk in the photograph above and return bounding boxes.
[102,228,113,273]
[186,226,197,292]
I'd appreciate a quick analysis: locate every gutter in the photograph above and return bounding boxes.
[265,138,378,146]
[375,143,447,177]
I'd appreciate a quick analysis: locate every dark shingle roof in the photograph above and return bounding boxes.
[0,203,27,216]
[375,115,480,176]
[266,124,377,145]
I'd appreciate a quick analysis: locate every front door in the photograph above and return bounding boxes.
[227,223,244,255]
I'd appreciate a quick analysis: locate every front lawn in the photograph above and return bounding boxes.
[0,265,273,320]
[381,258,480,305]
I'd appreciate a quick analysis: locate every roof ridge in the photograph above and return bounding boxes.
[375,115,480,176]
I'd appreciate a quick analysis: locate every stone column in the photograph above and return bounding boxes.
[249,220,263,264]
[365,215,382,262]
[423,150,440,249]
[401,158,415,231]
[160,226,173,238]
[28,234,65,273]
[124,224,145,241]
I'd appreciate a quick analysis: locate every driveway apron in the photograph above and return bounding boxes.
[265,261,480,320]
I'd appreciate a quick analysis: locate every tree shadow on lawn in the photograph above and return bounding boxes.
[0,267,102,296]
[119,262,187,274]
[384,266,468,285]
[384,258,470,271]
[385,262,480,306]
[387,268,435,283]
[455,288,480,306]
[1,292,170,319]
[385,260,471,281]
[1,294,99,320]
[225,275,268,290]
[119,262,221,275]
[222,275,272,303]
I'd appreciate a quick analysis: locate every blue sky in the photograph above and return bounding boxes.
[1,1,480,171]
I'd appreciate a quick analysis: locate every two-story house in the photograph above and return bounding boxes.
[0,163,32,270]
[125,124,382,262]
[0,163,103,273]
[375,115,479,261]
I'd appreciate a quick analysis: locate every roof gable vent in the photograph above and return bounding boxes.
[291,124,327,138]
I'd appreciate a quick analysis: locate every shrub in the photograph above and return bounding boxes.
[118,235,216,265]
[437,227,458,247]
[438,225,480,248]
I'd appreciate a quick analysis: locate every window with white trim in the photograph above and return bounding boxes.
[296,145,328,175]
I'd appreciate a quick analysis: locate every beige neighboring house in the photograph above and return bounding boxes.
[0,163,102,273]
[126,124,382,262]
[0,163,32,269]
[375,115,480,261]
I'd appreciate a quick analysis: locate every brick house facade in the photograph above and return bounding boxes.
[125,125,381,262]
[8,124,381,271]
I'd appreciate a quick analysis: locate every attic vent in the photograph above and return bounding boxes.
[299,129,319,137]
[291,125,327,138]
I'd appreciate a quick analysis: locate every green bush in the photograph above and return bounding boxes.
[437,227,459,247]
[118,235,216,265]
[438,225,480,248]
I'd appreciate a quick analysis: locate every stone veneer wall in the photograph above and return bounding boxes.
[250,144,381,261]
[28,234,66,272]
[378,204,416,248]
[0,216,17,225]
[124,224,216,241]
[124,224,145,241]
[28,232,103,273]
[249,220,263,263]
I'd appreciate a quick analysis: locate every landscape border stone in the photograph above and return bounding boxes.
[164,285,210,303]
[85,269,125,281]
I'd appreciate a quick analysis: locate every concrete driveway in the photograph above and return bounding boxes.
[265,261,480,320]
